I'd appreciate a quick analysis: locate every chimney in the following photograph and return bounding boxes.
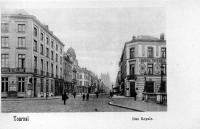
[160,33,165,40]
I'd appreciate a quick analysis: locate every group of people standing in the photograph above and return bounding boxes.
[62,91,96,105]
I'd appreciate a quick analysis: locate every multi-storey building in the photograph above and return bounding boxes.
[1,10,64,98]
[118,34,166,100]
[76,68,91,94]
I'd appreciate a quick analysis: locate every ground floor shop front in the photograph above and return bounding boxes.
[123,75,166,100]
[1,74,64,98]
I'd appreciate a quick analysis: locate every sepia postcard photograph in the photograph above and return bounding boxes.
[0,0,200,129]
[1,7,166,113]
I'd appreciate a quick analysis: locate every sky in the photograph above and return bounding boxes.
[25,8,165,82]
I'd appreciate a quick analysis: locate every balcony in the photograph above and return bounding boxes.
[1,67,26,73]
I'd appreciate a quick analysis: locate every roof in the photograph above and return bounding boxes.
[2,9,65,46]
[126,35,165,43]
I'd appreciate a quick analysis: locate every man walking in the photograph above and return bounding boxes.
[86,93,89,101]
[62,91,67,105]
[73,92,76,99]
[82,94,85,101]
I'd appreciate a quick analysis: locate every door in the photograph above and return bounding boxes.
[130,82,135,97]
[34,78,37,97]
[146,81,154,93]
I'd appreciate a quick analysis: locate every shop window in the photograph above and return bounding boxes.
[145,81,154,93]
[1,77,8,92]
[18,77,25,92]
[41,79,43,92]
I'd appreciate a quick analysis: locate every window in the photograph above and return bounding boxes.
[56,44,58,51]
[60,56,62,65]
[130,47,135,59]
[40,32,44,41]
[18,54,25,68]
[51,40,54,48]
[46,48,49,57]
[60,67,62,77]
[129,64,135,75]
[34,27,37,37]
[33,40,37,52]
[46,37,49,45]
[1,23,9,33]
[40,44,44,55]
[41,79,43,92]
[46,61,49,72]
[34,56,37,70]
[1,77,8,92]
[18,37,26,48]
[56,65,58,76]
[56,54,58,62]
[51,51,54,60]
[18,24,25,33]
[1,37,9,47]
[147,47,154,58]
[161,47,166,58]
[147,64,153,75]
[18,77,25,92]
[51,63,53,74]
[60,48,62,54]
[162,64,166,75]
[41,59,44,71]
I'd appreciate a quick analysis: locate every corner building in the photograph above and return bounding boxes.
[1,10,64,98]
[119,35,166,100]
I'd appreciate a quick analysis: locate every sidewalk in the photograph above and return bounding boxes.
[108,95,167,112]
[1,96,61,101]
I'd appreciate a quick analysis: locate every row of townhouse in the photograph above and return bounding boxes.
[63,44,100,94]
[1,10,104,98]
[1,10,64,98]
[116,34,167,102]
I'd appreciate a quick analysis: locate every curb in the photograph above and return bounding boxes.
[108,101,144,112]
[1,97,61,101]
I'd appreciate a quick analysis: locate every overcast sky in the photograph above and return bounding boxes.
[25,8,165,82]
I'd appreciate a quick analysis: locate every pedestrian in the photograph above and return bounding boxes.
[73,92,76,99]
[62,91,67,105]
[86,93,89,101]
[96,92,99,98]
[82,94,85,101]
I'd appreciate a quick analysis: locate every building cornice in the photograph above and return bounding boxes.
[2,13,65,46]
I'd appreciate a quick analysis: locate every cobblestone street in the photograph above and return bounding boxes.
[1,94,134,112]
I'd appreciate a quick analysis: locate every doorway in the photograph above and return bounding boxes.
[34,78,37,97]
[130,82,135,97]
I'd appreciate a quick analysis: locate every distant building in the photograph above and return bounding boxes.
[118,34,166,100]
[1,10,64,98]
[100,73,111,89]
